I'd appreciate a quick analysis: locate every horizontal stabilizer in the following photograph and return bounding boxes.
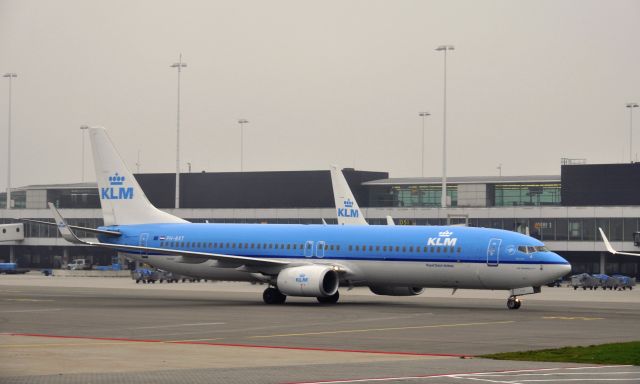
[20,217,121,237]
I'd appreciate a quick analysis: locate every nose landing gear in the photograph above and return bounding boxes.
[507,296,522,310]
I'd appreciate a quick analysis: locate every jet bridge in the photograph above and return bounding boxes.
[0,223,24,242]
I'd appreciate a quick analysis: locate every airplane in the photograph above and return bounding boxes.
[27,127,571,309]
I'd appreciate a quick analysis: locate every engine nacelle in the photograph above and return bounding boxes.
[277,265,339,297]
[369,286,424,296]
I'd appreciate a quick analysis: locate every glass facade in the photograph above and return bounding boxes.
[369,185,458,207]
[48,189,100,209]
[490,183,561,207]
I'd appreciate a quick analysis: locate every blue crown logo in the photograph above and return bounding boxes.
[344,199,354,208]
[108,173,125,186]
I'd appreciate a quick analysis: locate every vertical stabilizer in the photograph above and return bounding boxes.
[89,127,187,226]
[330,165,368,225]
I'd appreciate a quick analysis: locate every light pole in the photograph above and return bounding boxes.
[627,102,639,163]
[3,72,17,210]
[80,125,89,182]
[170,54,187,209]
[238,119,249,171]
[435,45,454,208]
[418,112,431,177]
[497,163,502,177]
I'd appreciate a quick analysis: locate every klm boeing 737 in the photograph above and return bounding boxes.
[29,128,571,309]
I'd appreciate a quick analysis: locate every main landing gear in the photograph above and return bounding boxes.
[263,287,286,304]
[507,296,522,310]
[317,291,340,304]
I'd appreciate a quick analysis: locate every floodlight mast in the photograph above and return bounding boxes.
[435,45,454,208]
[170,54,187,208]
[627,102,639,163]
[3,72,17,210]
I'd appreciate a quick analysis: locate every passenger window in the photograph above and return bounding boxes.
[436,247,440,253]
[225,242,230,248]
[369,245,373,251]
[349,245,353,251]
[269,244,273,249]
[232,243,236,248]
[450,247,455,253]
[383,246,387,252]
[324,244,328,250]
[336,245,340,251]
[197,242,201,248]
[430,247,435,253]
[293,244,297,250]
[287,244,291,250]
[376,245,380,251]
[181,242,185,247]
[209,242,213,248]
[245,243,249,249]
[424,246,428,252]
[251,243,255,249]
[355,245,359,251]
[330,245,334,251]
[457,247,462,253]
[257,243,261,249]
[402,246,406,252]
[239,243,243,249]
[409,246,414,252]
[395,246,399,252]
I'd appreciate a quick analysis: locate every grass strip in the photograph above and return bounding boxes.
[481,341,640,366]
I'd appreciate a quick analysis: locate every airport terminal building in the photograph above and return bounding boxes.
[2,163,640,278]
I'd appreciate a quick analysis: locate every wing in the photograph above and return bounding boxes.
[599,227,640,257]
[47,202,291,269]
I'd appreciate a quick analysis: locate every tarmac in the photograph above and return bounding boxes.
[1,273,639,383]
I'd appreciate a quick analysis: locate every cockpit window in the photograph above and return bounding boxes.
[518,245,550,254]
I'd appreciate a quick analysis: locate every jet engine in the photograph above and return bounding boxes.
[277,265,339,297]
[369,286,424,296]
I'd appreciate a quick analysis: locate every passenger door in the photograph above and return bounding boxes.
[487,238,501,267]
[304,241,314,257]
[316,241,326,258]
[139,233,149,258]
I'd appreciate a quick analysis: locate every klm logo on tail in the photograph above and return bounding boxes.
[337,198,359,218]
[101,173,134,200]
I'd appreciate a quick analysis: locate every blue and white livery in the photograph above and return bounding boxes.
[42,128,571,309]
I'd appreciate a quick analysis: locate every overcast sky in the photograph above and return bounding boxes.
[1,0,639,189]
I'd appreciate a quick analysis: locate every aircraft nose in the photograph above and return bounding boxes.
[554,252,572,275]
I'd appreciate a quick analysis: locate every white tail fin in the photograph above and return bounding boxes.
[330,165,368,226]
[89,127,187,226]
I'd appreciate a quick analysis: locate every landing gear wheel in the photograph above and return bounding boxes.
[263,287,286,304]
[507,297,521,310]
[317,291,340,304]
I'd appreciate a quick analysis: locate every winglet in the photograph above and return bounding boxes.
[598,227,617,254]
[386,216,395,226]
[48,202,85,244]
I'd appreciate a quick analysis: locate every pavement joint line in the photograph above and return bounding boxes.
[247,320,516,338]
[282,366,636,384]
[6,333,472,357]
[129,322,226,329]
